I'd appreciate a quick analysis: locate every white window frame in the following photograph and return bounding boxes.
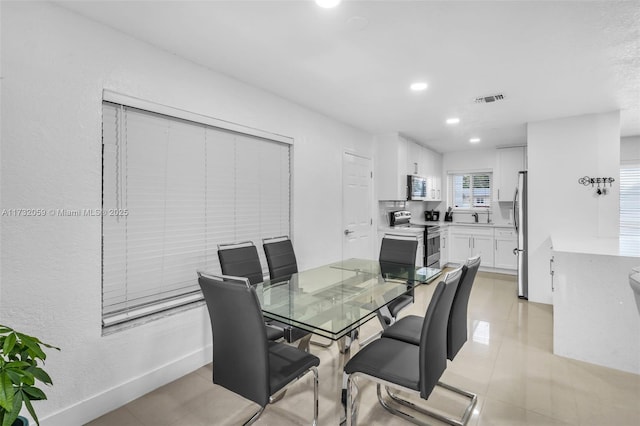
[101,91,292,331]
[448,170,493,210]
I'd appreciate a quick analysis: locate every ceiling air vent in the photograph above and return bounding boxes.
[474,93,505,104]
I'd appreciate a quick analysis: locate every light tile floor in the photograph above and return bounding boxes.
[86,272,640,425]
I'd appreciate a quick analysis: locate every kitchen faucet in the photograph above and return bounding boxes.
[472,212,478,223]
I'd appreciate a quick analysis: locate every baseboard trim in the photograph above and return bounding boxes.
[40,345,212,426]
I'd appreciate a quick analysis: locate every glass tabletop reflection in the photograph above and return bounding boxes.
[255,258,441,340]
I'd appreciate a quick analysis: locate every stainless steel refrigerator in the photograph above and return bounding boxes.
[513,171,528,299]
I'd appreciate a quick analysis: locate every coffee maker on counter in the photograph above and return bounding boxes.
[424,209,440,222]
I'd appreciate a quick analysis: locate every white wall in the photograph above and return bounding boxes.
[0,2,372,424]
[621,135,640,162]
[442,147,497,174]
[527,111,620,304]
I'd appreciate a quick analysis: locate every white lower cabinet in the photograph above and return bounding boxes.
[439,230,448,265]
[448,226,494,267]
[450,232,472,265]
[494,228,517,270]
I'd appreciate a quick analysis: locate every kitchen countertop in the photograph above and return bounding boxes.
[434,222,514,229]
[378,225,425,236]
[552,235,640,258]
[551,238,640,375]
[380,222,515,231]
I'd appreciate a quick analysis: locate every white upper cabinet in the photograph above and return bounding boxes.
[376,134,443,201]
[406,140,422,175]
[424,147,442,201]
[375,133,408,200]
[496,146,525,202]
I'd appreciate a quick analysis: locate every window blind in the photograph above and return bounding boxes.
[102,102,290,328]
[451,172,492,208]
[620,164,640,239]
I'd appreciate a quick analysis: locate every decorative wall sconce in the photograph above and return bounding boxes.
[578,176,615,196]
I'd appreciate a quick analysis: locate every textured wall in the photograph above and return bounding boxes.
[527,111,621,304]
[0,2,372,424]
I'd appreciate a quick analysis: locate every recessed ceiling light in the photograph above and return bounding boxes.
[469,137,481,143]
[315,0,341,8]
[410,82,428,91]
[446,118,460,125]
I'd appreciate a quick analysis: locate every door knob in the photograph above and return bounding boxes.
[344,229,354,235]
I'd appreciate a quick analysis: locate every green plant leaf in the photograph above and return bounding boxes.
[2,408,19,426]
[38,341,60,351]
[0,373,13,412]
[2,389,23,426]
[16,334,46,361]
[23,394,40,426]
[28,367,52,386]
[4,370,21,386]
[6,361,31,370]
[22,385,46,401]
[0,326,58,426]
[1,333,16,356]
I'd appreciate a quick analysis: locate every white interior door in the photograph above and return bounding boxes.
[342,152,373,260]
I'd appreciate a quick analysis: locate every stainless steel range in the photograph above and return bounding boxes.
[424,224,441,268]
[388,210,440,268]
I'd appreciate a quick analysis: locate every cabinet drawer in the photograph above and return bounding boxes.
[449,226,493,237]
[460,226,493,237]
[495,228,516,238]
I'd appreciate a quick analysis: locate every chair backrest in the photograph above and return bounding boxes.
[198,273,271,407]
[263,236,298,282]
[418,267,463,399]
[218,241,264,285]
[379,234,418,266]
[447,255,481,360]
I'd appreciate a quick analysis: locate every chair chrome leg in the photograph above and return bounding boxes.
[270,366,320,424]
[346,375,354,426]
[311,366,319,426]
[384,381,478,426]
[376,384,425,425]
[436,381,478,426]
[243,406,265,426]
[269,388,287,403]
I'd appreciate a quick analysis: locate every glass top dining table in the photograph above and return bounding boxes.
[255,258,441,340]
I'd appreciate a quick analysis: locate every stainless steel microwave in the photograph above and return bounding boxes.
[407,174,427,201]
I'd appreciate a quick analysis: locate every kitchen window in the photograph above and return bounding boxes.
[101,95,291,331]
[450,172,492,209]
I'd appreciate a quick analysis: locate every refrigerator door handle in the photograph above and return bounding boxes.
[513,186,519,233]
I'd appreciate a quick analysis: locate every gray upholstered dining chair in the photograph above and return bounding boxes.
[262,236,323,348]
[198,272,320,425]
[380,256,481,426]
[262,236,298,283]
[217,241,265,286]
[343,267,462,426]
[217,241,284,341]
[378,233,419,326]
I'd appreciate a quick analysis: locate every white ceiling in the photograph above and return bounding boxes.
[57,0,640,153]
